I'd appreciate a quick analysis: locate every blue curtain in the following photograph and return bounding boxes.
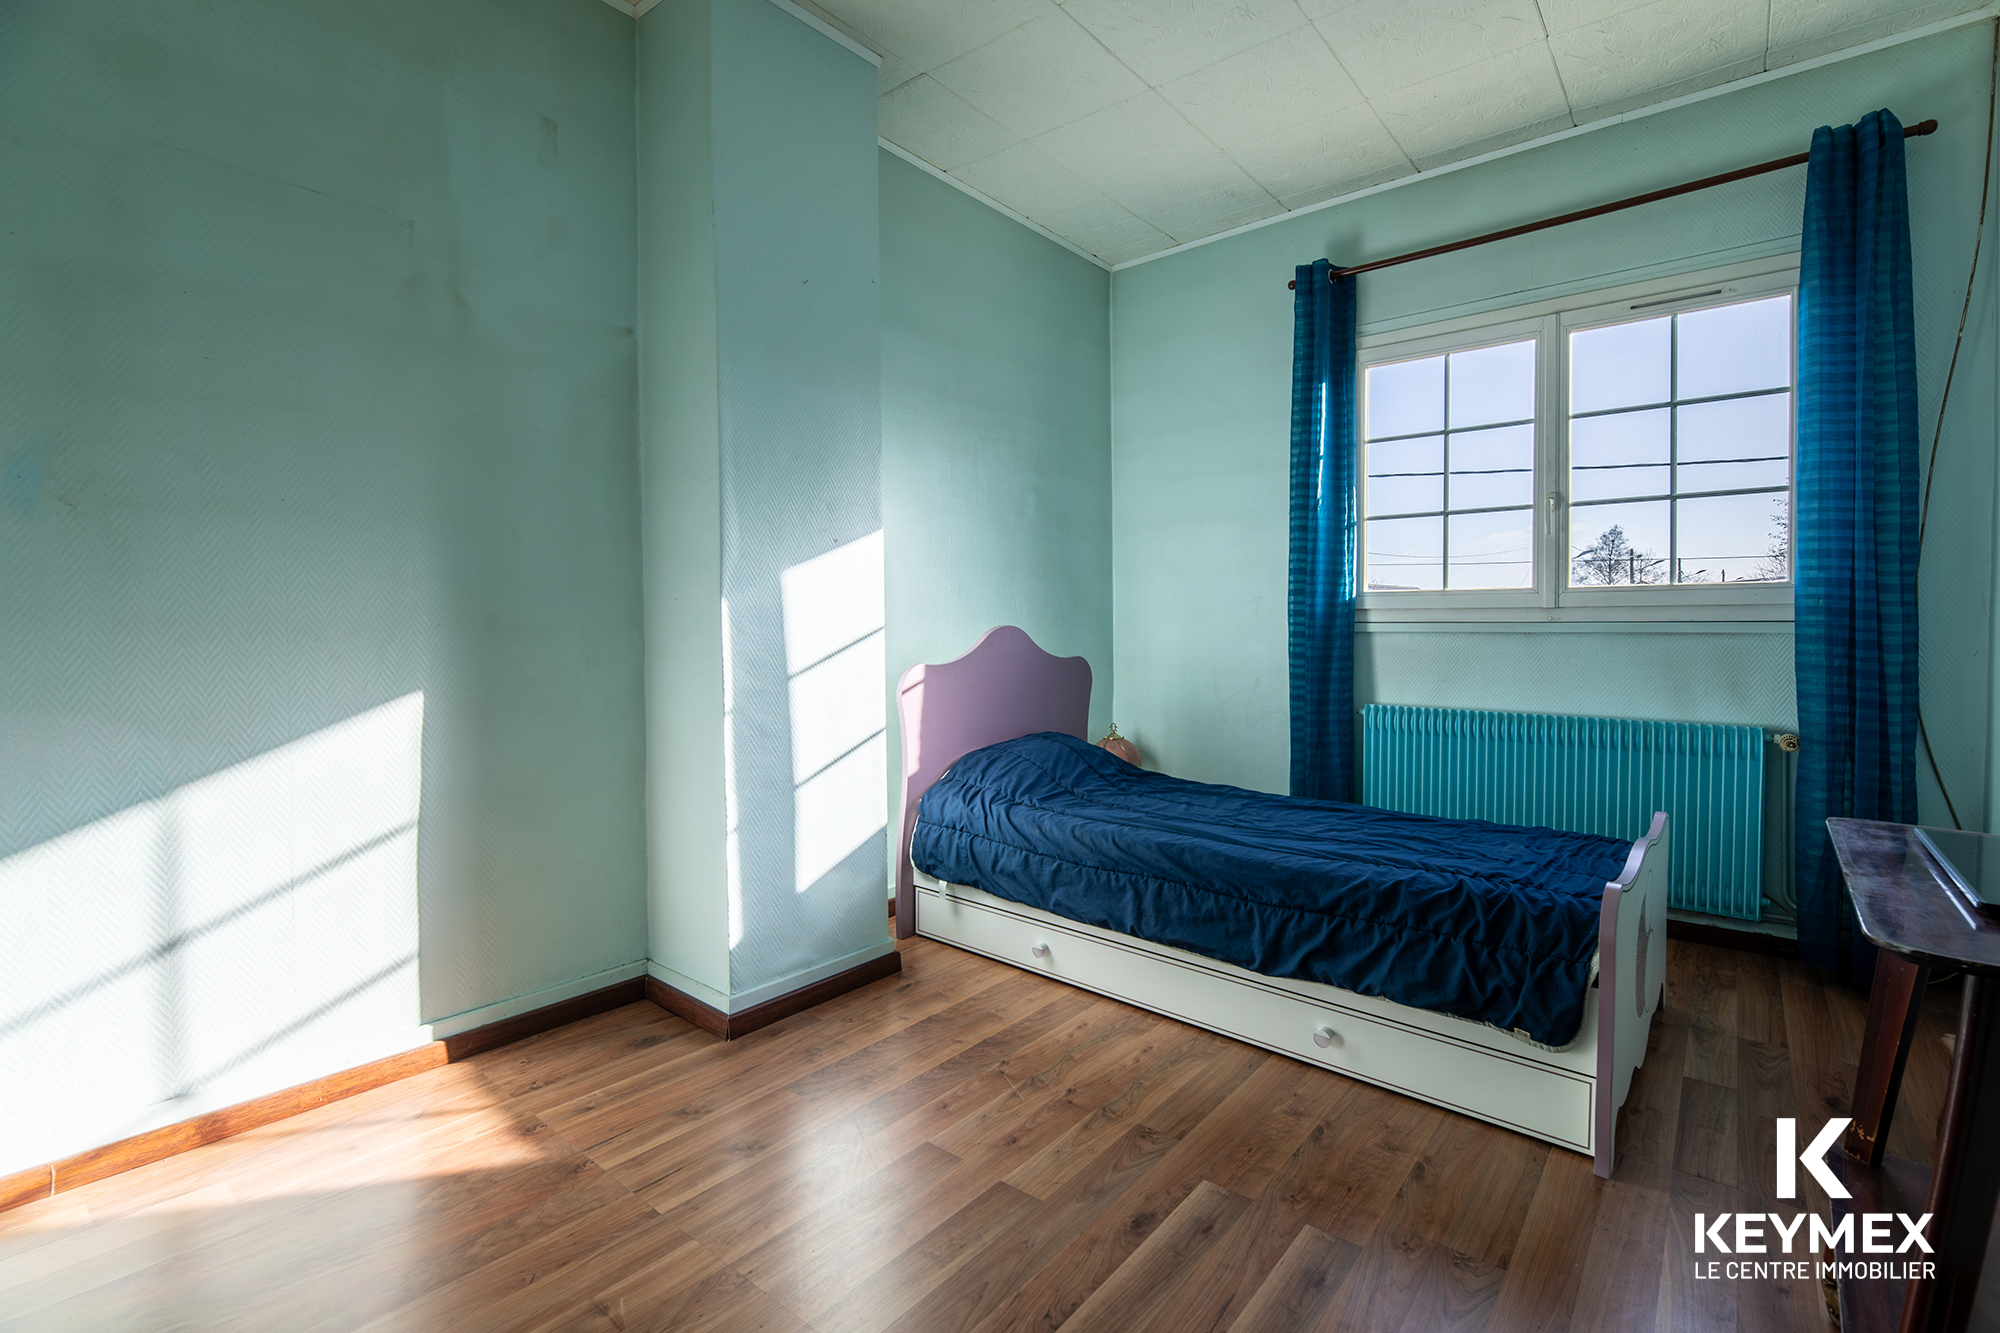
[1288,259,1359,800]
[1794,110,1920,984]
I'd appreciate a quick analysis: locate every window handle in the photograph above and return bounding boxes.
[1544,492,1560,538]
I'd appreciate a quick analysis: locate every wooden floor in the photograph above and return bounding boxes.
[0,935,1961,1333]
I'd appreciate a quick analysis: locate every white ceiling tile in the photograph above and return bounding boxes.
[839,0,1960,265]
[1270,162,1413,211]
[877,52,920,94]
[1097,235,1182,264]
[1768,0,1980,66]
[1293,0,1365,20]
[1368,42,1572,165]
[1159,26,1364,146]
[1314,0,1549,99]
[952,140,1113,217]
[932,9,1149,138]
[1059,0,1316,87]
[808,0,1057,72]
[1549,0,1768,116]
[1566,56,1768,124]
[1034,92,1281,237]
[952,142,1172,260]
[1534,0,1653,34]
[878,77,1022,169]
[1174,195,1291,241]
[1226,103,1412,206]
[1042,199,1177,258]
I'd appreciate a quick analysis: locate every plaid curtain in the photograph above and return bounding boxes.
[1794,110,1920,984]
[1288,260,1359,800]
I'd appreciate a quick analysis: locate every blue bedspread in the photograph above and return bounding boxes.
[911,732,1632,1047]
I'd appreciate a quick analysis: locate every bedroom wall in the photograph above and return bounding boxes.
[638,0,891,1009]
[1111,23,1999,856]
[0,0,645,1171]
[880,151,1115,861]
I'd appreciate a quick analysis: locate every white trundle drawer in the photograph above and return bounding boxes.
[917,884,1594,1153]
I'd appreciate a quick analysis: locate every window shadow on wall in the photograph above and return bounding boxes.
[0,695,425,1170]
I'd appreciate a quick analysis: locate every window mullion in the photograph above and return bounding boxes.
[1440,356,1452,590]
[1543,312,1562,608]
[1667,313,1679,585]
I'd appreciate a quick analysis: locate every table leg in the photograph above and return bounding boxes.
[1900,975,2000,1333]
[1846,952,1930,1166]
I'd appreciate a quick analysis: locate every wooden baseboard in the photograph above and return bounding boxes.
[645,948,903,1040]
[1667,917,1799,960]
[440,978,644,1061]
[0,977,647,1215]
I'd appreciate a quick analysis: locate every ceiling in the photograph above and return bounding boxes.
[789,0,1983,266]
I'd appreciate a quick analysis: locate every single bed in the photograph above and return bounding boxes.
[893,625,1669,1178]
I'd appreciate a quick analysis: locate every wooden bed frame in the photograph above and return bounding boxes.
[893,626,1670,1179]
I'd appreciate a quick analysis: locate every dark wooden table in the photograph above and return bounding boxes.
[1829,818,2000,1333]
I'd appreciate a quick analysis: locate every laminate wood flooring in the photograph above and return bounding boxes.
[0,936,1958,1332]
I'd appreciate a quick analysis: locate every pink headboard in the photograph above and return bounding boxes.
[894,626,1092,939]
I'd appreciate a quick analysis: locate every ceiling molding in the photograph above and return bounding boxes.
[878,138,1111,272]
[1109,4,2000,273]
[764,0,879,65]
[604,0,882,66]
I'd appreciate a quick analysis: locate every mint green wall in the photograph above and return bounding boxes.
[0,0,644,1161]
[639,0,889,1006]
[637,0,730,1004]
[1112,26,1997,845]
[881,153,1114,784]
[709,0,885,998]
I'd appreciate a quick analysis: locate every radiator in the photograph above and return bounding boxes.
[1361,704,1766,920]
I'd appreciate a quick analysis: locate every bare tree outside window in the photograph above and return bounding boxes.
[1566,294,1792,586]
[1755,502,1790,582]
[1571,524,1667,586]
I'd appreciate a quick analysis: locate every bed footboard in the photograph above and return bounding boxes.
[1593,810,1671,1178]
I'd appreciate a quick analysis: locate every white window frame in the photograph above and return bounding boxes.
[1355,257,1799,626]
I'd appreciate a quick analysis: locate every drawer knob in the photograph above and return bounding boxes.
[1030,942,1050,959]
[1312,1027,1337,1049]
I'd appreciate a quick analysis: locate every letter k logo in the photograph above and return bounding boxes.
[1777,1118,1850,1199]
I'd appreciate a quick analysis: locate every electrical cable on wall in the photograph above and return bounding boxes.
[1913,18,1998,831]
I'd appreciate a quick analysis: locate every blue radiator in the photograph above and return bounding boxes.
[1361,704,1766,920]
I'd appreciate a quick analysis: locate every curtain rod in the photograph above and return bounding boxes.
[1287,118,1938,289]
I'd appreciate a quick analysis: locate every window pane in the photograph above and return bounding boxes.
[1367,436,1442,515]
[1369,436,1442,474]
[1448,340,1534,428]
[1570,408,1668,502]
[1570,501,1668,586]
[1677,393,1790,462]
[1571,316,1669,414]
[1366,356,1444,439]
[1368,474,1442,515]
[1679,458,1789,493]
[1449,509,1534,589]
[1449,424,1533,509]
[1675,493,1789,583]
[1365,515,1442,590]
[1678,295,1792,399]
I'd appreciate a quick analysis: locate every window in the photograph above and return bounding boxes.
[1357,261,1795,621]
[1363,340,1537,590]
[1567,296,1792,588]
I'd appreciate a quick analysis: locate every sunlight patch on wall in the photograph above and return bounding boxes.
[781,530,885,894]
[0,694,424,1162]
[722,599,744,949]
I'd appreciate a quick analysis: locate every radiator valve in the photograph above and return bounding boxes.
[1773,733,1801,752]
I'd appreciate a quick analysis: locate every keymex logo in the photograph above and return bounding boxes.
[1689,1118,1935,1284]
